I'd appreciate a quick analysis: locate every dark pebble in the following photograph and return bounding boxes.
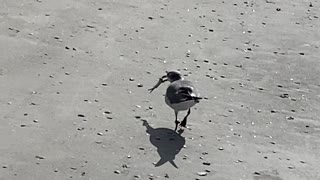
[254,172,261,175]
[279,94,289,98]
[104,111,112,114]
[286,116,294,120]
[35,155,45,160]
[203,162,211,165]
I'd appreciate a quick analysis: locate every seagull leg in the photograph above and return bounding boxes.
[174,110,179,131]
[180,108,191,128]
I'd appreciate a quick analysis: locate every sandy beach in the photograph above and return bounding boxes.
[1,0,320,179]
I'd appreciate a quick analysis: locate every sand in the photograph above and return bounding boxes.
[1,0,320,179]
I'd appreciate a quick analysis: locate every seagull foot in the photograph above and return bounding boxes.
[174,120,180,131]
[180,120,187,128]
[177,128,184,134]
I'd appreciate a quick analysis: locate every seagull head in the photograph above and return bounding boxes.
[165,70,183,83]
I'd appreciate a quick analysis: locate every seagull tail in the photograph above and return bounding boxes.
[192,96,202,102]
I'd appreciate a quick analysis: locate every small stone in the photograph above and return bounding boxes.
[97,132,103,136]
[137,83,143,87]
[197,172,207,176]
[202,162,211,166]
[288,166,295,169]
[134,175,141,178]
[135,115,141,119]
[254,172,261,175]
[35,155,45,160]
[101,83,107,86]
[290,98,297,101]
[20,124,26,127]
[2,165,8,168]
[78,114,85,117]
[218,147,224,150]
[270,110,277,113]
[77,127,85,131]
[286,116,294,120]
[164,174,169,178]
[114,170,120,174]
[276,8,281,11]
[129,78,135,81]
[138,147,145,150]
[279,94,289,98]
[299,52,305,55]
[104,111,112,114]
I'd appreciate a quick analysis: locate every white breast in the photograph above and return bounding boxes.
[165,96,197,111]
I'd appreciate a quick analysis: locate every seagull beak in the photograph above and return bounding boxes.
[161,75,168,82]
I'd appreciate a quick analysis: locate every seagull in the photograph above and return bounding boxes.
[149,70,202,131]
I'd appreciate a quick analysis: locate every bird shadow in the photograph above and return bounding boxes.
[141,120,185,168]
